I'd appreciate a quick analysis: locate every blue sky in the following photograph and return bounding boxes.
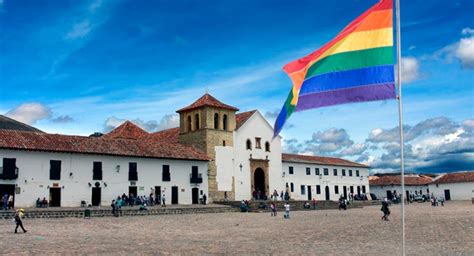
[0,0,473,173]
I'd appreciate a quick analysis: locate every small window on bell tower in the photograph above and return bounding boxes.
[223,114,228,131]
[214,113,219,129]
[187,116,192,132]
[195,113,200,130]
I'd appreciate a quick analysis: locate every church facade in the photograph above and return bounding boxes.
[0,94,370,207]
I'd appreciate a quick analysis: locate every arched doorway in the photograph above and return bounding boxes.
[254,168,265,199]
[325,186,330,201]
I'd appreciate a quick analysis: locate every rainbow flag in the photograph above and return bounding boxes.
[274,0,396,137]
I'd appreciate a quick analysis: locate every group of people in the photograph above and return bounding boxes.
[431,196,445,206]
[338,196,348,210]
[36,197,49,208]
[2,194,14,210]
[269,202,291,219]
[253,189,290,201]
[110,192,166,216]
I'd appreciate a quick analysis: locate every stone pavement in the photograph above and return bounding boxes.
[0,201,472,255]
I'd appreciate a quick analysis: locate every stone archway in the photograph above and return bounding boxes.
[250,159,269,199]
[254,168,265,197]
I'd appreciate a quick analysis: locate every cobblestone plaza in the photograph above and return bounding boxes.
[0,201,473,255]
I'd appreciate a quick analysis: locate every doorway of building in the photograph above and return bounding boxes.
[325,186,330,201]
[154,186,161,205]
[386,190,393,200]
[444,189,451,201]
[343,186,347,199]
[254,168,265,198]
[0,184,15,208]
[129,186,137,198]
[357,186,361,196]
[307,185,312,201]
[91,187,101,206]
[49,187,61,207]
[192,187,199,204]
[171,186,179,204]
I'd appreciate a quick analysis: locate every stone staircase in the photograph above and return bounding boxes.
[215,199,380,212]
[0,205,238,219]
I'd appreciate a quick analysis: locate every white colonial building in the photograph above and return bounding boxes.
[0,93,371,207]
[369,171,474,201]
[430,172,474,201]
[282,154,370,201]
[369,174,432,200]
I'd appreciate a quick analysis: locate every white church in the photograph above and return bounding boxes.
[0,94,370,207]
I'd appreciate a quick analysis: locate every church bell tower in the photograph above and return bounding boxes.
[176,93,238,202]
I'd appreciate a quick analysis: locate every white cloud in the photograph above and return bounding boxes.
[103,114,179,133]
[65,20,92,40]
[461,27,474,35]
[156,114,179,131]
[340,143,367,156]
[400,57,420,83]
[455,36,474,68]
[431,28,474,69]
[6,103,52,125]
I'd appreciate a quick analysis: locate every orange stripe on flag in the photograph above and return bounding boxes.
[354,9,393,32]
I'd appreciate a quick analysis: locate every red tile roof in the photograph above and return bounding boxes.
[102,121,148,140]
[149,127,180,143]
[282,153,368,168]
[432,171,474,184]
[0,129,208,161]
[176,93,239,112]
[369,175,433,186]
[235,110,256,129]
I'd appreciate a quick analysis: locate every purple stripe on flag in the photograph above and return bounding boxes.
[295,83,396,112]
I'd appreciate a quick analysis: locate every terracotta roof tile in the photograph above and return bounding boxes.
[432,171,474,184]
[176,93,239,112]
[235,110,256,129]
[369,175,433,186]
[103,121,149,140]
[149,127,180,143]
[282,153,368,168]
[0,129,208,161]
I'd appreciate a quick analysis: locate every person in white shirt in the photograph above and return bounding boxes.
[284,202,290,219]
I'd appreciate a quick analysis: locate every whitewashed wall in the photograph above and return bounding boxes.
[428,182,474,200]
[215,146,234,191]
[0,149,208,207]
[231,111,284,200]
[282,162,370,201]
[370,185,429,200]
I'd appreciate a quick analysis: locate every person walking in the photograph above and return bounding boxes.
[162,192,166,207]
[312,198,317,210]
[284,202,290,219]
[14,209,27,233]
[8,195,14,209]
[270,202,277,217]
[202,194,207,205]
[381,198,390,221]
[111,200,116,216]
[2,194,8,210]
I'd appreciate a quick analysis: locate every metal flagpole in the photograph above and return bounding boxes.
[395,0,406,255]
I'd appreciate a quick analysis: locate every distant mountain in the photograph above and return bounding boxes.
[0,114,43,133]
